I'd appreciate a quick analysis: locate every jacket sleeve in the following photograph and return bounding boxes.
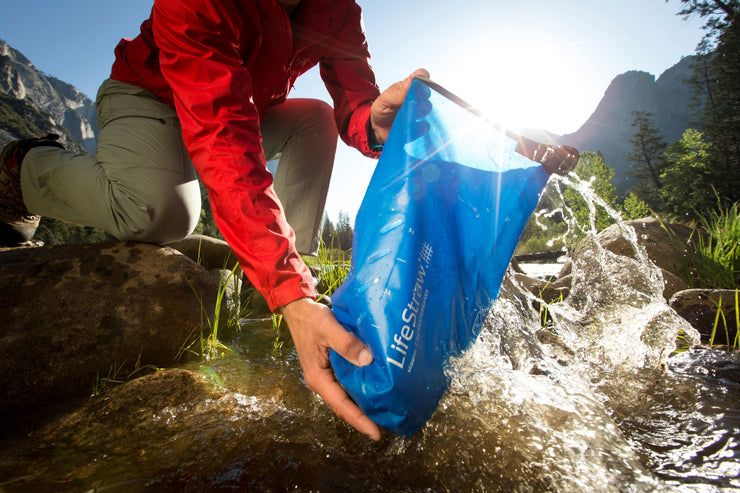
[319,2,382,158]
[151,0,315,311]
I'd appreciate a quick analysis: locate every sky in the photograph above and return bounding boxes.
[0,0,706,223]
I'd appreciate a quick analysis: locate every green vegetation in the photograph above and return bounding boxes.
[191,233,352,362]
[200,263,241,360]
[90,358,160,397]
[624,1,740,220]
[0,92,49,138]
[692,201,740,289]
[35,217,116,245]
[517,151,650,254]
[708,290,739,349]
[322,210,354,252]
[519,2,738,292]
[626,110,668,210]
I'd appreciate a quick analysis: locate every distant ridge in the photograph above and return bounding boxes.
[556,56,696,193]
[0,38,697,197]
[0,38,98,153]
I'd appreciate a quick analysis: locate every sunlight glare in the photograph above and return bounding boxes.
[445,30,588,136]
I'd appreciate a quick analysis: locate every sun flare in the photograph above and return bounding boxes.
[444,32,591,136]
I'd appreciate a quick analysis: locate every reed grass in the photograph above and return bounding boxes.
[708,290,740,350]
[692,201,739,289]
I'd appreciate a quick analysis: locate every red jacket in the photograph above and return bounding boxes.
[110,0,381,311]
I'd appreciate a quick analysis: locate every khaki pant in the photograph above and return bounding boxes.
[21,79,337,254]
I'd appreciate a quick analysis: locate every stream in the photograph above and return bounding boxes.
[1,184,738,491]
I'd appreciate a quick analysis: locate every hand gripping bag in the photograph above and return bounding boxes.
[330,77,578,436]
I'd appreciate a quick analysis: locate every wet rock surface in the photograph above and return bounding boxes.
[0,241,217,424]
[519,217,732,345]
[0,221,735,491]
[670,289,739,345]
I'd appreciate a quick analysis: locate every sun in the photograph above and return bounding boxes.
[442,32,591,137]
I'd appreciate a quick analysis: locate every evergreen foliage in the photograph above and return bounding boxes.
[660,128,716,217]
[0,92,48,138]
[321,213,336,249]
[563,152,621,233]
[623,192,651,220]
[668,0,740,215]
[334,210,354,252]
[625,111,668,209]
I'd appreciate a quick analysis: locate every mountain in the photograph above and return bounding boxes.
[0,38,97,153]
[0,38,697,198]
[557,56,697,193]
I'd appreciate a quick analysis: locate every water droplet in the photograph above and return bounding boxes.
[358,278,380,293]
[367,249,391,263]
[380,219,404,234]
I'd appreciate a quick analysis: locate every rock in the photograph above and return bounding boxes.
[167,234,274,317]
[39,369,223,443]
[669,289,739,345]
[165,234,238,271]
[512,273,569,304]
[660,268,689,301]
[552,274,572,293]
[596,217,702,299]
[598,217,700,278]
[0,369,226,490]
[509,257,525,274]
[557,260,572,279]
[554,219,693,301]
[0,242,218,423]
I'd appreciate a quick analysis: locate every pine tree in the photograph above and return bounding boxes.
[671,0,740,209]
[321,213,336,248]
[335,210,354,252]
[625,111,668,210]
[660,128,716,218]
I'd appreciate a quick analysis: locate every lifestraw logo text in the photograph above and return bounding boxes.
[386,242,433,371]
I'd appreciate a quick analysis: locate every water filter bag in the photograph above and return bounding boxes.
[330,77,557,436]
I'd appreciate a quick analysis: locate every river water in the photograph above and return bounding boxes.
[1,182,738,491]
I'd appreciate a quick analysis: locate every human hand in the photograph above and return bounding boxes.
[280,297,383,441]
[370,68,430,145]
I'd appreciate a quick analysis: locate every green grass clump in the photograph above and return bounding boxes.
[693,202,740,289]
[708,290,740,349]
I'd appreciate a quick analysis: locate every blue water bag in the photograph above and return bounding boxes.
[330,77,577,436]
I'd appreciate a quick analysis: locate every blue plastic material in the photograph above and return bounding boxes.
[330,78,551,436]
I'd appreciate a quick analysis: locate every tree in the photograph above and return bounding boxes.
[660,128,716,218]
[698,20,740,206]
[625,111,668,209]
[321,213,336,248]
[669,0,738,32]
[672,0,740,209]
[335,210,354,252]
[562,152,620,233]
[623,192,651,220]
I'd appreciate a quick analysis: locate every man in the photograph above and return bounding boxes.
[0,0,428,441]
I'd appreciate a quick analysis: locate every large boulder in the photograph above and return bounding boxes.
[597,218,701,297]
[669,289,738,345]
[552,218,701,300]
[0,242,217,423]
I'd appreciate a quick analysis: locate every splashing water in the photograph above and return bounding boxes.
[1,174,738,492]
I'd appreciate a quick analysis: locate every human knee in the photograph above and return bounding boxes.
[309,100,337,131]
[113,182,201,244]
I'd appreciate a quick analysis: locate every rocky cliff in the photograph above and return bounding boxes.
[0,38,97,153]
[558,56,697,193]
[0,38,697,197]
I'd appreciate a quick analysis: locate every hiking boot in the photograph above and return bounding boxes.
[0,134,64,246]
